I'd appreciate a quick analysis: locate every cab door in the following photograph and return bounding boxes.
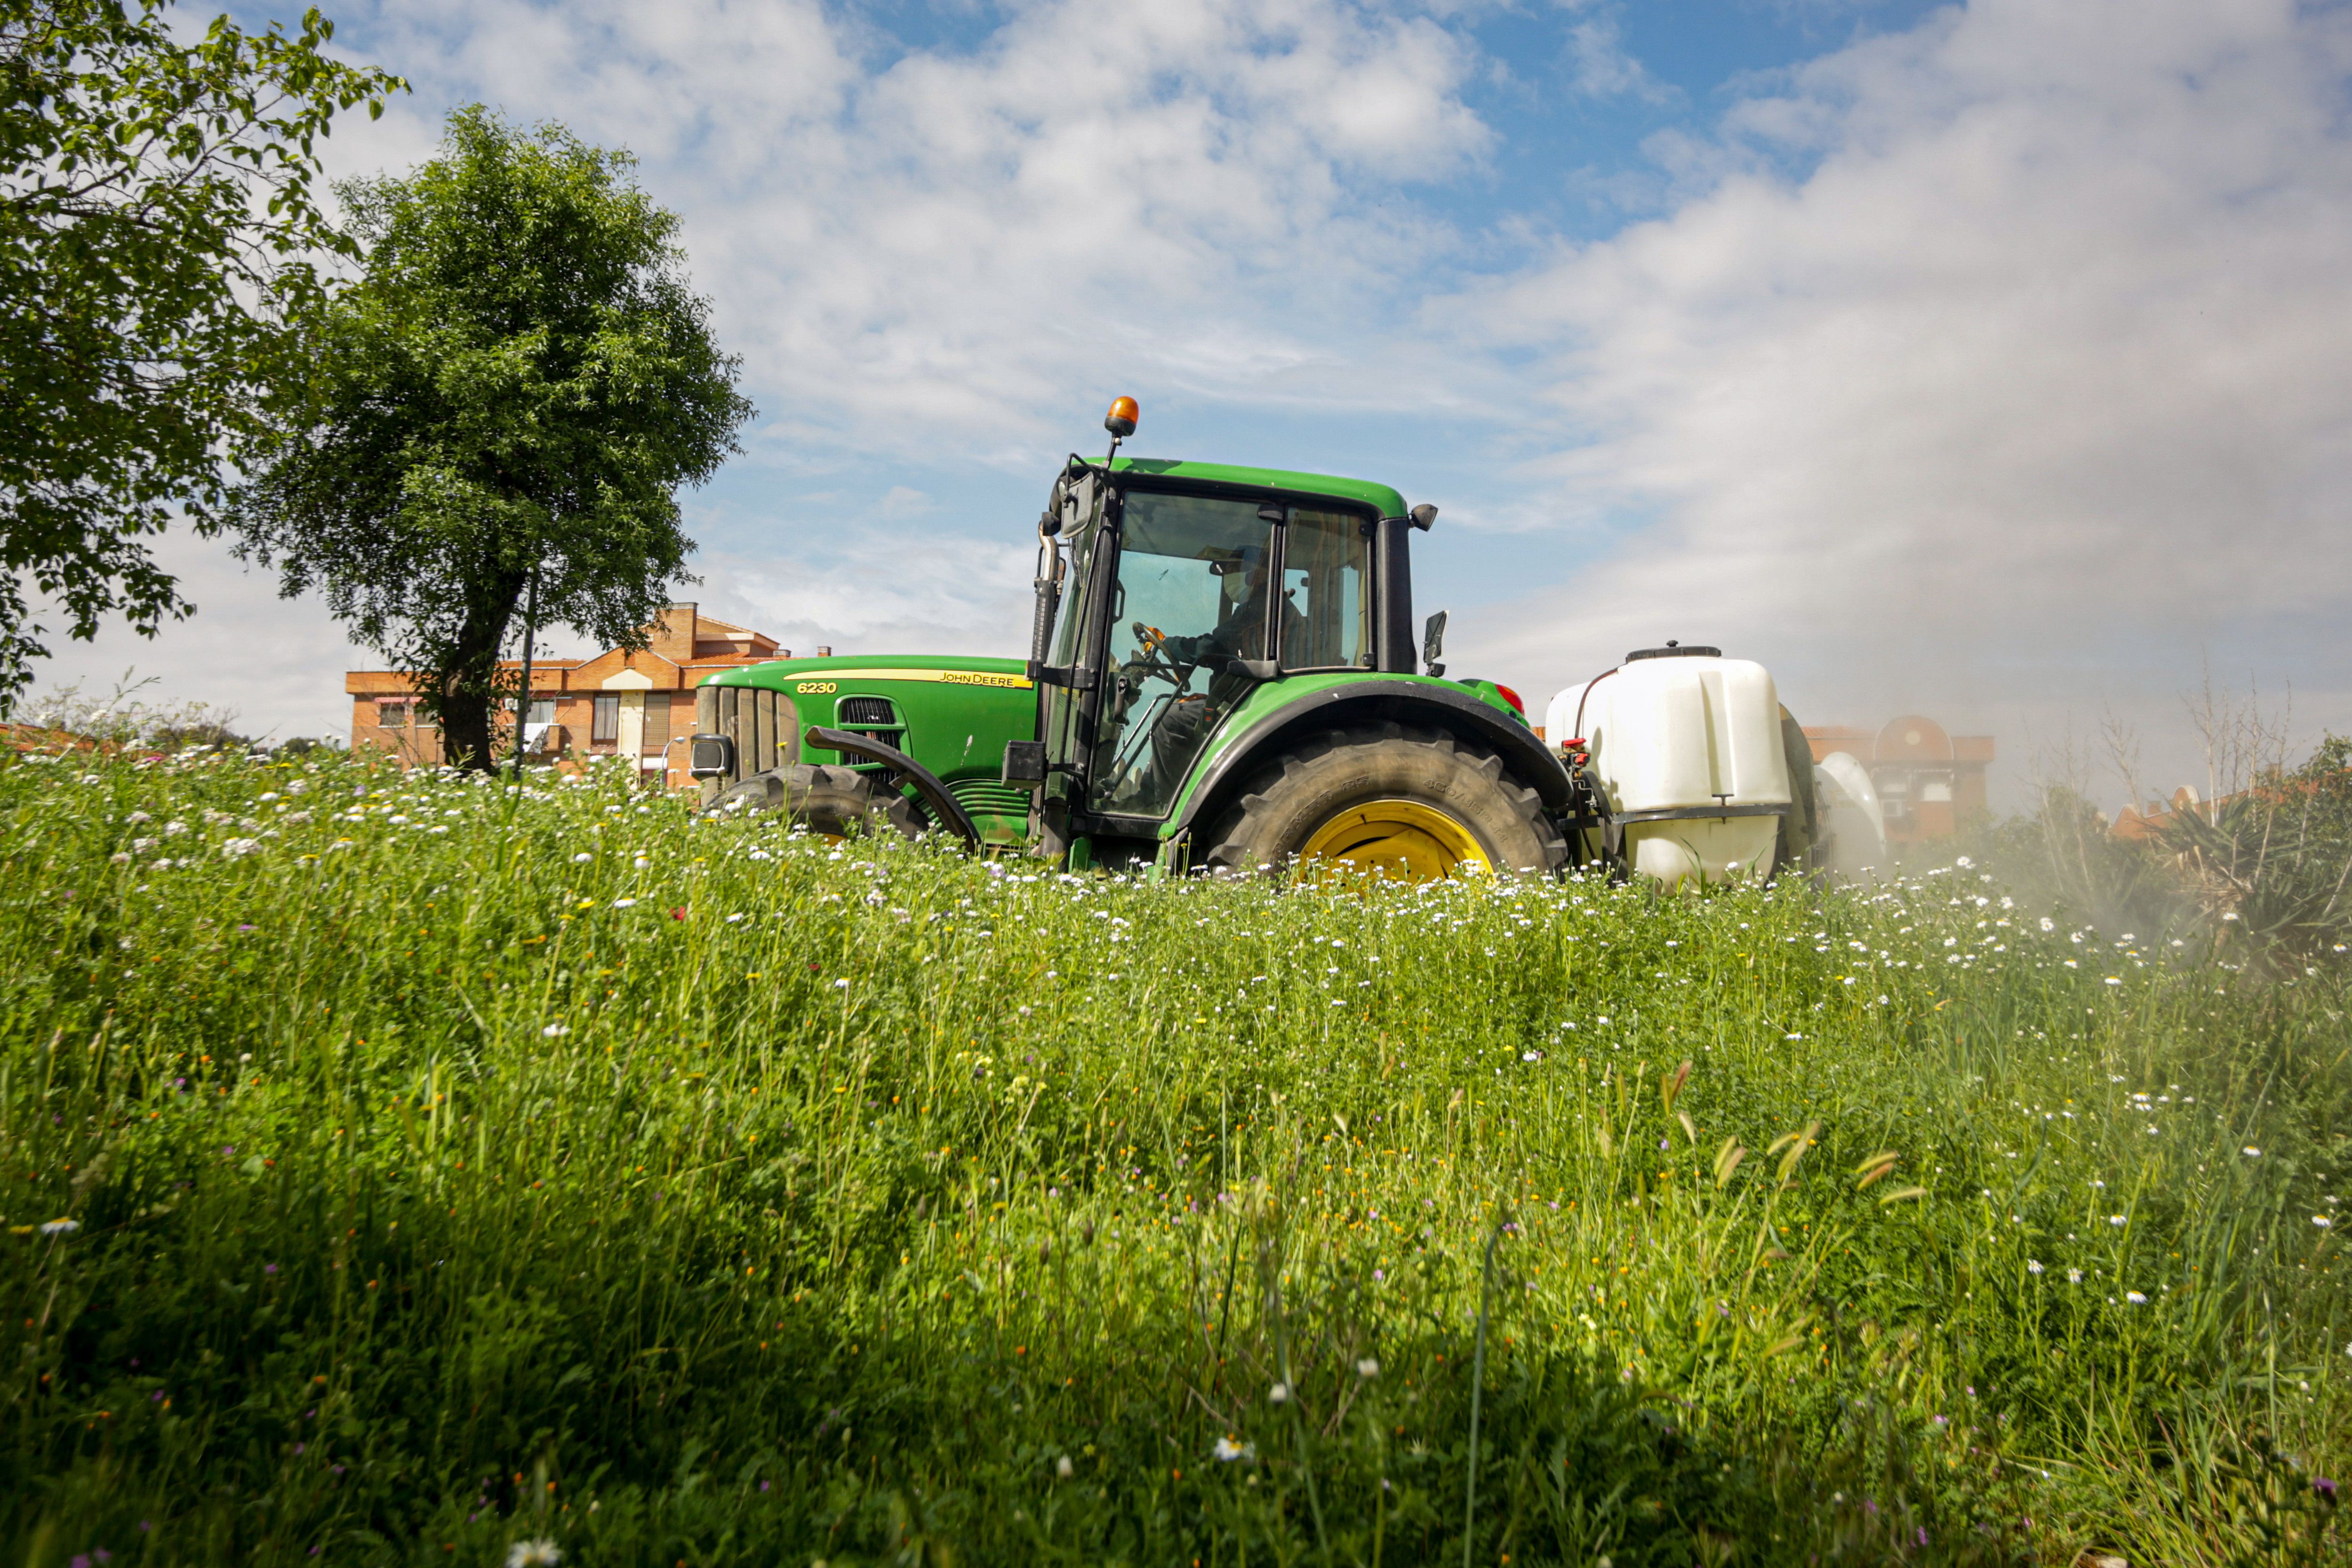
[1033,471,1116,853]
[1083,490,1284,823]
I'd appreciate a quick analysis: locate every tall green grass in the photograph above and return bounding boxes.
[1,746,2346,1565]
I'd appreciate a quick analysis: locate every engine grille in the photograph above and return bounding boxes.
[949,780,1035,823]
[838,697,895,725]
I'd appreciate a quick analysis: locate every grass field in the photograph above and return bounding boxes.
[2,745,2347,1566]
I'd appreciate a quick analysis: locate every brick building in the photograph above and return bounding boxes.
[1803,715,1994,844]
[347,605,784,786]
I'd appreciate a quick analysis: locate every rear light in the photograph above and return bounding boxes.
[1493,683,1525,716]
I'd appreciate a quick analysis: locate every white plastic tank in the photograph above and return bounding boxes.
[1813,751,1888,880]
[1546,646,1793,889]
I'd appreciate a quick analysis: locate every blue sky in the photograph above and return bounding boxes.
[35,0,2352,811]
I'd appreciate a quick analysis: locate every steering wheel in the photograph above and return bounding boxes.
[1127,621,1185,680]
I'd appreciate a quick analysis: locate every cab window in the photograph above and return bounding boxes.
[1279,507,1372,670]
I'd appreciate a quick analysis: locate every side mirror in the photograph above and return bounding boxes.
[1422,610,1448,677]
[688,732,736,780]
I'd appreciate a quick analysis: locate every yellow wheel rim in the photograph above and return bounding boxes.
[1297,798,1489,882]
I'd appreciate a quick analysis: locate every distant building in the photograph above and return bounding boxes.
[1804,715,1994,844]
[2111,787,2205,841]
[346,605,783,787]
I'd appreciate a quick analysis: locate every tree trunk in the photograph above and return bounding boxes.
[432,572,524,771]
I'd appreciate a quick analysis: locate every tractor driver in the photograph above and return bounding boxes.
[1158,546,1300,677]
[1107,547,1304,805]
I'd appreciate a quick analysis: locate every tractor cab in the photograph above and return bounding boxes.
[1026,450,1431,862]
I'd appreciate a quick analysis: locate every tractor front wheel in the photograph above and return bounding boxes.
[706,764,926,839]
[1197,725,1565,881]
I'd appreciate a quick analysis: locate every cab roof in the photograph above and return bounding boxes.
[1108,456,1408,520]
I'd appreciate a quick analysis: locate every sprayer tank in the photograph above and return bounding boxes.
[1546,650,1793,887]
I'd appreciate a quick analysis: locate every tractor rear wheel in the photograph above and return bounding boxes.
[1197,724,1566,881]
[706,764,926,839]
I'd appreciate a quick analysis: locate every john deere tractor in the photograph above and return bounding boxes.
[691,398,1576,879]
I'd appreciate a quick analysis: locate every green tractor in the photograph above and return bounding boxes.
[690,398,1578,880]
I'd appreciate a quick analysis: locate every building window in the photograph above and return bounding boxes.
[642,691,671,755]
[592,694,620,743]
[378,702,410,728]
[526,698,555,725]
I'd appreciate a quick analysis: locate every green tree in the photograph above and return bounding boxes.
[228,106,753,770]
[0,0,401,709]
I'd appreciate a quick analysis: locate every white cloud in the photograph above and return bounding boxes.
[1450,0,2352,797]
[1556,2,1672,103]
[694,530,1037,661]
[336,0,1494,454]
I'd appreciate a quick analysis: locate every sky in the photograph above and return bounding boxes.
[27,0,2352,813]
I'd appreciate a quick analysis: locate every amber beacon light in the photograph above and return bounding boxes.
[1102,396,1139,463]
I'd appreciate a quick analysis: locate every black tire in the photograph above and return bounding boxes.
[706,764,926,839]
[1197,724,1567,879]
